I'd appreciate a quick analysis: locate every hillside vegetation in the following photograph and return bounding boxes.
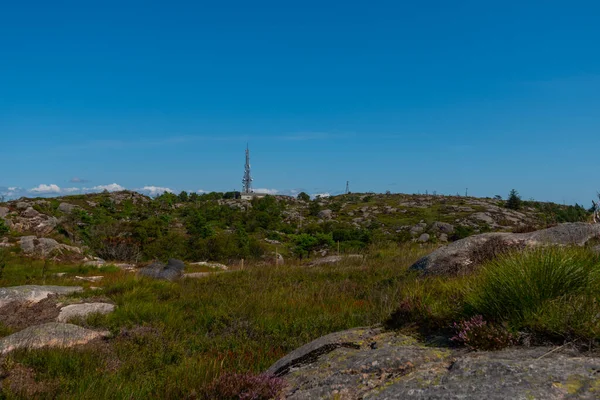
[0,192,597,398]
[0,190,590,264]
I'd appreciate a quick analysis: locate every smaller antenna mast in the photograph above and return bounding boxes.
[345,181,350,195]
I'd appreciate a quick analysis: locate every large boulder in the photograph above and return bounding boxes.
[20,207,40,218]
[0,323,109,354]
[137,258,185,281]
[410,223,600,276]
[269,327,600,399]
[0,207,9,218]
[0,285,83,309]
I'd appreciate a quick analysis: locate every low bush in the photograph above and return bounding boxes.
[451,315,514,350]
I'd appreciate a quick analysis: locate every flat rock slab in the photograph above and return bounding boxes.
[0,323,109,354]
[0,285,83,309]
[57,303,115,322]
[75,275,104,282]
[270,327,600,399]
[308,254,364,266]
[183,271,232,279]
[189,261,229,270]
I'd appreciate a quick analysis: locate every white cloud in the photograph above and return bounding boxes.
[29,184,62,194]
[63,187,80,193]
[254,188,279,195]
[313,192,331,198]
[137,186,174,196]
[89,183,125,192]
[196,189,207,194]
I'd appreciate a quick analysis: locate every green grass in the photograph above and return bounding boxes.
[3,244,600,398]
[0,243,431,399]
[467,247,600,339]
[386,246,600,344]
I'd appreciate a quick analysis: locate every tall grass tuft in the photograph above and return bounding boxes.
[467,247,600,329]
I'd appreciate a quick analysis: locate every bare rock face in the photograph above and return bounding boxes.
[58,202,78,214]
[0,323,109,354]
[410,223,600,276]
[269,327,600,399]
[0,285,83,309]
[19,236,82,257]
[57,303,115,323]
[137,258,185,281]
[0,207,9,218]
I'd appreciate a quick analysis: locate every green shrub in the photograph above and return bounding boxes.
[0,219,9,235]
[467,247,600,325]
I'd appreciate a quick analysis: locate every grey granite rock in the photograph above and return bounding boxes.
[410,223,600,276]
[0,323,109,354]
[0,285,83,308]
[269,327,600,399]
[57,303,115,322]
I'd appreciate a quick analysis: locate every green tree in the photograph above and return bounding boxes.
[297,192,310,202]
[178,191,189,202]
[506,189,522,210]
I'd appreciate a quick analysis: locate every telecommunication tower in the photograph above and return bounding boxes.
[242,145,253,194]
[345,181,350,194]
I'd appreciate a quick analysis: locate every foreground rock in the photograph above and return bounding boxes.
[0,323,109,354]
[57,303,115,322]
[137,258,185,281]
[269,327,600,399]
[410,222,600,276]
[0,285,83,308]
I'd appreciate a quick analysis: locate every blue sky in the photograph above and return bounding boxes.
[1,1,599,204]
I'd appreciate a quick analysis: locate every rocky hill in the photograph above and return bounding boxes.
[0,190,590,264]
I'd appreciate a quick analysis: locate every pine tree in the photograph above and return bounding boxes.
[506,189,522,210]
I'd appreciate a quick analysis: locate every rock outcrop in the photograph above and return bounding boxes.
[19,236,82,257]
[3,207,59,236]
[0,285,83,309]
[137,258,185,280]
[0,323,109,354]
[410,223,600,276]
[269,327,600,399]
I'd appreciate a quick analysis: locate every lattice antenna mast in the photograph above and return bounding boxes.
[345,181,350,195]
[242,145,253,193]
